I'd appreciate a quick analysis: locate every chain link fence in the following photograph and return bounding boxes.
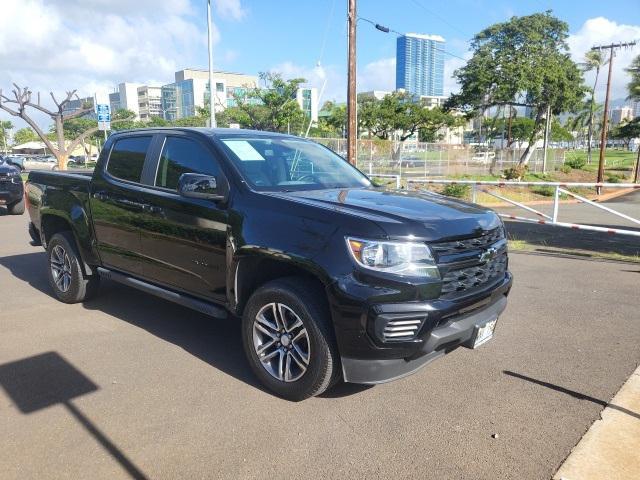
[311,138,566,178]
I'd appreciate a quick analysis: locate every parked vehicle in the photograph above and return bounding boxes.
[0,157,25,214]
[26,128,512,400]
[5,155,25,171]
[14,156,59,171]
[472,151,496,163]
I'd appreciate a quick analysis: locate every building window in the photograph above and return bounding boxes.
[216,82,224,92]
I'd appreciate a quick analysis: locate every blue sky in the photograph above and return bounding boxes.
[1,0,640,127]
[208,0,640,101]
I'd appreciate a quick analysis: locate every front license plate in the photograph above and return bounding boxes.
[473,319,497,348]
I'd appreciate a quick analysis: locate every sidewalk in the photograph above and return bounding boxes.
[554,365,640,480]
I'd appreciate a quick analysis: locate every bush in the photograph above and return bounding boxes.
[558,165,571,174]
[606,174,624,183]
[565,156,586,170]
[503,164,528,180]
[531,185,555,197]
[442,184,471,199]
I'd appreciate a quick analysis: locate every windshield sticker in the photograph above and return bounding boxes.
[223,140,265,161]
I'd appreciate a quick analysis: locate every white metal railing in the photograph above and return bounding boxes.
[407,179,640,237]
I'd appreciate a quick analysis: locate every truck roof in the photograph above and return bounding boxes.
[110,127,300,140]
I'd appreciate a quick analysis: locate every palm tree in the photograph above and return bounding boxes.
[626,55,640,102]
[583,50,607,163]
[625,55,640,182]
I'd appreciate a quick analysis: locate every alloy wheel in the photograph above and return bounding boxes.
[252,302,310,382]
[50,245,72,292]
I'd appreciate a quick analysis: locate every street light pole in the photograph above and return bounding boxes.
[346,0,357,165]
[207,0,217,128]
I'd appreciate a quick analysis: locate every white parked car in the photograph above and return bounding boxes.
[472,151,496,163]
[22,156,59,171]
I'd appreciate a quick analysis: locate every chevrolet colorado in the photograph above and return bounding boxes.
[26,128,512,400]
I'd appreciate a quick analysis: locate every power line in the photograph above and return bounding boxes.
[358,16,468,61]
[406,0,470,38]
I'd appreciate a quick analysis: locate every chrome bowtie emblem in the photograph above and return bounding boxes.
[479,247,498,264]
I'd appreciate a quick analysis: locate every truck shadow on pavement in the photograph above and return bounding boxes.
[503,370,640,420]
[0,251,369,399]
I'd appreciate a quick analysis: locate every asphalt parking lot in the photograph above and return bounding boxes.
[1,211,639,479]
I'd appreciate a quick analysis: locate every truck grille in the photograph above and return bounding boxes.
[432,227,508,299]
[431,227,504,256]
[440,252,508,297]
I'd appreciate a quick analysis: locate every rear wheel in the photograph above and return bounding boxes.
[7,197,25,215]
[47,232,100,303]
[241,277,340,401]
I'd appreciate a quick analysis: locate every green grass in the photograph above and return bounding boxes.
[564,149,636,173]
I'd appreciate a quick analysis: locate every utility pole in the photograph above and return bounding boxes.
[207,0,217,128]
[591,41,636,192]
[346,0,357,165]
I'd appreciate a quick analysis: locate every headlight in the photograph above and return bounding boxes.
[346,237,439,278]
[10,172,22,184]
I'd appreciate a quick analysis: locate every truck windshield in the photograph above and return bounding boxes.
[218,136,371,191]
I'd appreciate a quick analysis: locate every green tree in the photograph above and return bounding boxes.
[447,12,586,165]
[550,119,574,143]
[0,120,12,152]
[358,92,456,160]
[583,50,607,162]
[610,118,640,149]
[626,55,640,102]
[13,127,39,144]
[227,72,307,133]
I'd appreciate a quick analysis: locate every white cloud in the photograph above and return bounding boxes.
[359,57,396,93]
[0,0,244,127]
[214,0,247,21]
[272,57,398,105]
[567,17,640,101]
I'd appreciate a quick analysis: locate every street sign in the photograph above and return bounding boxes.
[96,104,111,131]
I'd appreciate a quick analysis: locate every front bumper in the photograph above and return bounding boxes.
[331,272,513,384]
[0,183,23,204]
[341,294,507,383]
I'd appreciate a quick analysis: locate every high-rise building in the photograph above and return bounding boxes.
[611,106,634,125]
[296,87,318,123]
[109,82,142,119]
[137,86,162,121]
[161,68,258,121]
[396,33,445,97]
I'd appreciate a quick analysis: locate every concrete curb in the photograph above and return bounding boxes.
[553,364,640,480]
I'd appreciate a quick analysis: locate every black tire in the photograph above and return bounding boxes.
[46,231,100,303]
[241,277,340,401]
[7,196,25,215]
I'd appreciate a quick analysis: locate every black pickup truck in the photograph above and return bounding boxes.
[26,128,512,400]
[0,157,25,215]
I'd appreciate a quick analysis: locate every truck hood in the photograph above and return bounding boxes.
[267,188,502,241]
[0,162,20,175]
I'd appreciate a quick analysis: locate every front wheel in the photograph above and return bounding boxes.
[241,277,340,401]
[7,197,25,215]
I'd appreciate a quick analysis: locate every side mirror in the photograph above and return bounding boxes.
[177,173,225,201]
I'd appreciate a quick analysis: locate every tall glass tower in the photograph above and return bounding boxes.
[396,33,445,97]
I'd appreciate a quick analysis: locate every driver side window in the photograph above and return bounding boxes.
[155,136,220,190]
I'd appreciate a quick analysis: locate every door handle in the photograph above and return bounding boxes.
[93,191,109,201]
[144,205,164,214]
[113,198,147,210]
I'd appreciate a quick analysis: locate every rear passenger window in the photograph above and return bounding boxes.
[107,136,152,183]
[155,137,220,190]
